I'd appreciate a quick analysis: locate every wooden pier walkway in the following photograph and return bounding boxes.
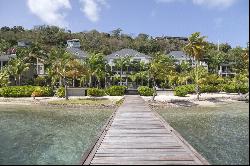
[82,96,209,165]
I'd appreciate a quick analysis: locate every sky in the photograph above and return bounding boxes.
[0,0,249,47]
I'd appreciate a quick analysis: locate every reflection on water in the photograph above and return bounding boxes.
[156,102,249,165]
[0,105,113,165]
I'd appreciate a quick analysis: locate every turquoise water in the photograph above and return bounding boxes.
[0,104,113,165]
[156,102,249,165]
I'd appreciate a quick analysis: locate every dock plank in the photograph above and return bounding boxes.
[82,96,209,165]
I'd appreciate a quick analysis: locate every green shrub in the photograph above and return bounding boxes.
[1,86,53,97]
[56,87,65,98]
[32,87,54,97]
[223,83,238,93]
[138,86,154,96]
[223,83,249,94]
[0,88,2,97]
[184,84,196,94]
[200,85,219,93]
[174,86,188,97]
[174,84,195,97]
[238,84,249,94]
[106,86,127,96]
[34,76,47,86]
[87,88,105,97]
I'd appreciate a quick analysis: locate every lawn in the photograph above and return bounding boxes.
[48,98,123,106]
[155,102,249,165]
[0,104,114,165]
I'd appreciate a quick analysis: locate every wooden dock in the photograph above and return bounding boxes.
[82,96,209,165]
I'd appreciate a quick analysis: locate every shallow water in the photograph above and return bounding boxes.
[0,104,113,165]
[156,102,249,165]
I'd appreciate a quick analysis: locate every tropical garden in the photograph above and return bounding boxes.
[0,25,249,99]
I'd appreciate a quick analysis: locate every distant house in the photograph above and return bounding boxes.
[106,48,151,66]
[0,40,32,71]
[66,39,88,60]
[0,53,16,70]
[17,40,32,48]
[218,62,236,77]
[67,39,81,48]
[168,51,208,69]
[35,39,89,76]
[106,48,152,86]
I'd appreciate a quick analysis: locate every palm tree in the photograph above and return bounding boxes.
[149,53,175,87]
[66,59,88,87]
[7,58,30,85]
[114,56,131,86]
[86,53,106,87]
[47,48,71,86]
[184,32,208,100]
[0,67,10,87]
[128,72,138,88]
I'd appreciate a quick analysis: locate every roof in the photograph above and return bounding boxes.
[220,62,236,66]
[0,54,16,61]
[168,51,193,60]
[66,48,88,59]
[106,49,151,60]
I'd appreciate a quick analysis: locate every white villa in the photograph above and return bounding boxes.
[168,51,208,69]
[106,48,152,86]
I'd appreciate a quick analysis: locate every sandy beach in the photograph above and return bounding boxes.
[142,92,248,107]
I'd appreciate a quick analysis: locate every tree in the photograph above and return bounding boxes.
[7,57,30,85]
[204,49,226,74]
[65,59,88,87]
[111,28,122,38]
[219,43,232,53]
[114,56,131,86]
[0,39,11,52]
[0,67,10,87]
[184,32,208,100]
[86,53,106,87]
[149,53,175,90]
[47,48,71,86]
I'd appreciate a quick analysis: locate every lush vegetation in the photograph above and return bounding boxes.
[105,86,127,96]
[87,88,105,97]
[55,87,65,98]
[0,25,249,98]
[138,86,154,96]
[1,86,53,97]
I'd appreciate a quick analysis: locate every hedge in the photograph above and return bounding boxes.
[55,87,65,98]
[31,87,54,97]
[105,86,127,96]
[222,83,249,94]
[87,88,105,97]
[174,86,189,97]
[1,86,54,97]
[174,83,249,97]
[138,86,154,96]
[200,85,219,93]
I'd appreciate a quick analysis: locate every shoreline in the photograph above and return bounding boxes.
[0,93,248,107]
[0,96,124,108]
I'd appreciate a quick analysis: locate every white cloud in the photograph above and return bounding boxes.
[192,0,236,9]
[79,0,107,22]
[156,0,237,9]
[27,0,71,27]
